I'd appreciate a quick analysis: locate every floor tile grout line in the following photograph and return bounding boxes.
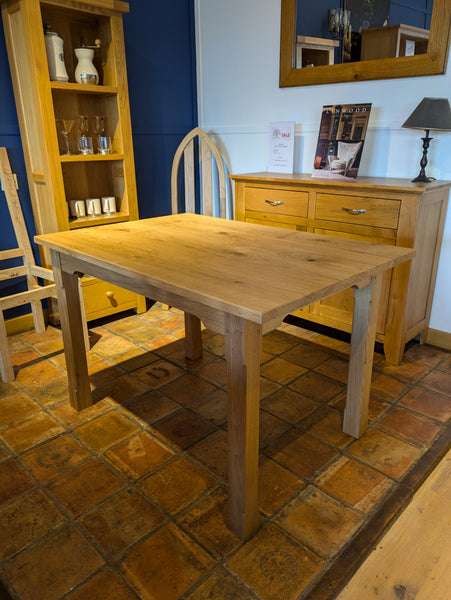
[0,454,210,584]
[258,448,402,528]
[1,308,450,600]
[3,362,440,527]
[1,400,448,504]
[301,424,451,600]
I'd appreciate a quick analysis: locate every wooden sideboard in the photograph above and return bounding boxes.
[231,172,450,364]
[360,24,429,61]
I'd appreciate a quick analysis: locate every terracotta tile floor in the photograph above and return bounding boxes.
[0,303,450,600]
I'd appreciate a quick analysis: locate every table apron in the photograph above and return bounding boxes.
[55,252,234,335]
[53,252,396,337]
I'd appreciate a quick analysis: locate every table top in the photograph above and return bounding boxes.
[36,213,415,325]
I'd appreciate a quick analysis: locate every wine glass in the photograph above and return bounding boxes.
[78,114,89,139]
[57,119,75,155]
[92,115,105,152]
[93,115,104,135]
[77,114,94,154]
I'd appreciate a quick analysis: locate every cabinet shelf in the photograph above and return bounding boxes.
[50,81,118,95]
[69,211,129,229]
[60,153,124,163]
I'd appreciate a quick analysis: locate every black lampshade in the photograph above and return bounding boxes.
[401,97,451,182]
[402,97,451,131]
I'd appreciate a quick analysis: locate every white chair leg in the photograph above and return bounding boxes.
[30,300,46,333]
[0,311,14,382]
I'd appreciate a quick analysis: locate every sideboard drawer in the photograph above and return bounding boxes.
[245,187,309,217]
[315,193,400,229]
[82,277,140,321]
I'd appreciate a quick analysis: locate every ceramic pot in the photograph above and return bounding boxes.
[74,48,99,84]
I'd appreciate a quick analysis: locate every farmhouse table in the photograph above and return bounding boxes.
[36,213,414,540]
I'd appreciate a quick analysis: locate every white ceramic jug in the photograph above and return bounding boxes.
[44,27,69,82]
[74,48,99,84]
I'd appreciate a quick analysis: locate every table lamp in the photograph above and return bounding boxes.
[402,97,451,182]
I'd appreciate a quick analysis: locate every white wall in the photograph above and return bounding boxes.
[195,0,451,334]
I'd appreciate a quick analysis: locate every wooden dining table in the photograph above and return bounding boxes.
[36,213,414,540]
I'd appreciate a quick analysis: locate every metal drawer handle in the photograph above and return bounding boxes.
[265,200,284,206]
[342,207,367,215]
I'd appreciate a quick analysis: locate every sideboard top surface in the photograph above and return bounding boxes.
[230,172,451,194]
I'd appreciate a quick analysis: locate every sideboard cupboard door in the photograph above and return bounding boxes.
[306,229,394,337]
[231,172,450,364]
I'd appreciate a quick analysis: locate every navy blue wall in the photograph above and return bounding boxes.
[0,20,37,315]
[0,0,197,317]
[296,1,433,37]
[390,0,433,29]
[124,0,197,218]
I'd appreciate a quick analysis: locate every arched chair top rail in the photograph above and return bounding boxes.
[171,127,227,219]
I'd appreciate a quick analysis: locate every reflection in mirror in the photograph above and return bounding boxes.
[295,0,433,69]
[279,0,450,87]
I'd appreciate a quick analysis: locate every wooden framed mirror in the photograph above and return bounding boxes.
[280,0,451,87]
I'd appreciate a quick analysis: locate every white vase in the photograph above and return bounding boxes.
[74,48,99,84]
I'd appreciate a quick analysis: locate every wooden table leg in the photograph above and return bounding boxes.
[184,313,202,360]
[344,274,383,438]
[51,250,92,411]
[225,313,262,540]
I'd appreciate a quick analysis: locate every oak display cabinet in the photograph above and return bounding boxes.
[231,172,450,365]
[1,0,145,321]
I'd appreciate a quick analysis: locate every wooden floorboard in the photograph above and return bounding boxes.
[336,449,451,599]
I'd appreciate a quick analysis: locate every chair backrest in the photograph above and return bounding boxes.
[337,141,363,166]
[0,147,58,382]
[171,127,227,218]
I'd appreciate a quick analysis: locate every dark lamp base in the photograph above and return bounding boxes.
[412,173,432,183]
[412,132,433,184]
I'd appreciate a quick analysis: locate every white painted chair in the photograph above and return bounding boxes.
[0,147,89,382]
[0,147,59,381]
[170,128,228,358]
[171,127,227,218]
